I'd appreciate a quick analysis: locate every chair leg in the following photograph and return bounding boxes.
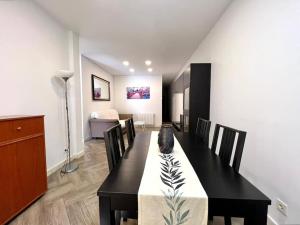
[115,210,121,225]
[224,216,232,225]
[122,211,128,222]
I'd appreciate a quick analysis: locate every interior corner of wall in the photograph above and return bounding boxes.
[267,214,278,225]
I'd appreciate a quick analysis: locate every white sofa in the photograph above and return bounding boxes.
[89,109,132,138]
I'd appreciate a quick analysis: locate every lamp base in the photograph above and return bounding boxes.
[61,162,79,173]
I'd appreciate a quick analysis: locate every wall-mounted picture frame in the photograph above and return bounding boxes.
[127,87,150,99]
[91,74,110,101]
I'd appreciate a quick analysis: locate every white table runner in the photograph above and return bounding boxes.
[138,131,208,225]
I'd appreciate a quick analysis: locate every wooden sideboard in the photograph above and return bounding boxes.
[0,115,47,225]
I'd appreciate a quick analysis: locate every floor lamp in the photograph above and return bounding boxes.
[56,70,79,173]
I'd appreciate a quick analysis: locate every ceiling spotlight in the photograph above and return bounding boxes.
[129,68,135,73]
[123,61,129,66]
[148,68,153,72]
[145,60,152,66]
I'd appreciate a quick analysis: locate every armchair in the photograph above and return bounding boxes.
[89,109,132,138]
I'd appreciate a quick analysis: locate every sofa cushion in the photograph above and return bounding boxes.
[97,109,119,120]
[119,120,126,129]
[91,112,99,119]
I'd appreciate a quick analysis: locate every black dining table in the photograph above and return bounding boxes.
[97,130,271,225]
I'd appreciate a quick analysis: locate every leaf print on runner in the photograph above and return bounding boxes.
[160,154,190,225]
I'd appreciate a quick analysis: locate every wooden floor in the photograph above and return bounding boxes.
[9,129,245,225]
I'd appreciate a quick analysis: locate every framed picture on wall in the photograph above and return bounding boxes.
[91,74,110,101]
[127,87,150,99]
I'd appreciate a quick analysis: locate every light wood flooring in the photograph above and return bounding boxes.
[9,129,245,225]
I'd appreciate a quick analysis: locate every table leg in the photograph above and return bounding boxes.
[99,195,116,225]
[244,205,268,225]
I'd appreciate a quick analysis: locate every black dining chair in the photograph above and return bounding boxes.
[211,124,247,173]
[210,123,247,225]
[125,118,135,147]
[103,124,136,224]
[103,124,125,171]
[195,117,211,145]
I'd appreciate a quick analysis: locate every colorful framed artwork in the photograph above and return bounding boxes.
[127,87,150,99]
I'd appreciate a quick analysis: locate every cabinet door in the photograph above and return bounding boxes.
[15,136,47,207]
[0,144,22,224]
[34,136,47,195]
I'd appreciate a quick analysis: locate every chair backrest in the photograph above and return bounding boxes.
[125,118,135,147]
[211,124,247,173]
[130,118,136,137]
[104,124,125,171]
[195,117,211,144]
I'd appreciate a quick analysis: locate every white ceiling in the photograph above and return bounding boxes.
[34,0,232,83]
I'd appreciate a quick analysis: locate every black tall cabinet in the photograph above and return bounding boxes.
[171,63,211,135]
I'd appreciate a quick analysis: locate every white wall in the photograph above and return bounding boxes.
[81,56,114,140]
[114,75,162,127]
[0,0,83,172]
[179,0,300,223]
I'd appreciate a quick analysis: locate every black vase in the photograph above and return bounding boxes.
[158,125,174,154]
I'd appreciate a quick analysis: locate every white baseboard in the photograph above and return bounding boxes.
[84,137,93,142]
[74,150,85,159]
[268,215,278,225]
[47,150,84,176]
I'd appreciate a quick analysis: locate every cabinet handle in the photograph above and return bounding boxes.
[16,126,22,131]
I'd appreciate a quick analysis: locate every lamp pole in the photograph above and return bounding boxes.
[60,76,79,173]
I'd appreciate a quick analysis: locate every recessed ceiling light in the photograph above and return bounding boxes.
[129,68,135,73]
[148,68,153,72]
[123,61,129,66]
[145,60,152,66]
